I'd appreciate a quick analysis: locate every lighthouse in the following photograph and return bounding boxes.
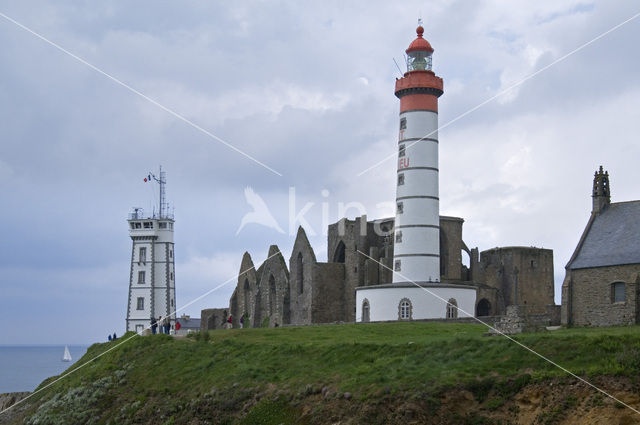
[125,167,176,334]
[355,25,476,322]
[392,24,443,284]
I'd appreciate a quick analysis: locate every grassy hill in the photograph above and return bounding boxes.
[4,322,640,424]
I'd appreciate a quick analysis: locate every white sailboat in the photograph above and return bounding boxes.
[62,345,72,362]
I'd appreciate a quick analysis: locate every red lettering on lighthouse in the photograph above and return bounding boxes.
[398,157,410,169]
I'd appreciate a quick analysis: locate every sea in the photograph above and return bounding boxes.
[0,345,89,394]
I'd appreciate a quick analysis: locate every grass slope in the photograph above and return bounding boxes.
[9,322,640,424]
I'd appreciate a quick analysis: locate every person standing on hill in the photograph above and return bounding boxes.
[151,317,158,334]
[164,316,170,335]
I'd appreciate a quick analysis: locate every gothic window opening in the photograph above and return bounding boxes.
[446,298,458,319]
[477,298,491,316]
[362,299,370,322]
[398,298,412,320]
[333,241,346,263]
[269,275,277,316]
[296,252,304,294]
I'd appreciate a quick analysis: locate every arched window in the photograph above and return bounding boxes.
[612,282,626,303]
[446,298,458,319]
[269,275,277,315]
[333,241,346,263]
[398,298,412,320]
[477,298,491,317]
[296,252,304,294]
[362,299,370,322]
[243,278,251,315]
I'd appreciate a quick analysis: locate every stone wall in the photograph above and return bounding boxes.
[311,262,347,323]
[200,308,229,331]
[480,247,554,314]
[475,285,503,317]
[562,264,640,326]
[491,305,556,335]
[440,216,464,281]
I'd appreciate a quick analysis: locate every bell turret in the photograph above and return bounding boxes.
[592,165,611,214]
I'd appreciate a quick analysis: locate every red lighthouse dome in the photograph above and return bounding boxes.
[406,26,434,53]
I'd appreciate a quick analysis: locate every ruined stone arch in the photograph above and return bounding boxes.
[477,298,491,317]
[333,240,346,263]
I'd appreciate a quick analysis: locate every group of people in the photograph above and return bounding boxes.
[151,316,172,334]
[107,332,117,341]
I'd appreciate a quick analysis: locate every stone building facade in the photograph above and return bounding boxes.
[562,167,640,326]
[205,214,556,329]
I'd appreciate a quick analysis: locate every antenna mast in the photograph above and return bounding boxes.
[148,166,169,219]
[159,165,167,219]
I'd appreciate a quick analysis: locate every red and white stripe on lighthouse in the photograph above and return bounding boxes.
[392,25,443,283]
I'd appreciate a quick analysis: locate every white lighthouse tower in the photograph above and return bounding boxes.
[125,166,176,334]
[392,24,442,283]
[355,25,477,322]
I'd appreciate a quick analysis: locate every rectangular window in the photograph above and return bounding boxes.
[397,202,404,214]
[170,272,174,281]
[394,260,401,272]
[138,271,145,284]
[137,297,144,310]
[169,223,174,230]
[398,173,405,186]
[143,222,153,229]
[169,250,173,259]
[139,247,146,263]
[399,117,407,130]
[399,144,406,157]
[135,324,144,334]
[134,222,142,229]
[395,231,403,243]
[613,282,626,303]
[130,223,135,230]
[159,222,167,229]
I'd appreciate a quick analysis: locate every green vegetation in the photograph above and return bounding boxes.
[11,322,640,424]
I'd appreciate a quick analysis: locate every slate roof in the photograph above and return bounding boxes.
[176,317,201,329]
[569,201,640,269]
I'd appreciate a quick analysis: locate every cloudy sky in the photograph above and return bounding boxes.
[1,1,639,344]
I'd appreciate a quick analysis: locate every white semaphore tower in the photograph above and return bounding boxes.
[125,166,176,334]
[355,24,477,322]
[392,23,442,284]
